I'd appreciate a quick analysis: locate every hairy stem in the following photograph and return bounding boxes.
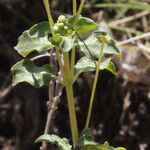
[43,0,54,36]
[85,44,104,128]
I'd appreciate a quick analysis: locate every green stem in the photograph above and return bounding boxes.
[55,48,64,78]
[43,0,54,36]
[65,83,79,148]
[71,47,75,76]
[77,0,85,17]
[85,44,104,129]
[73,0,77,15]
[63,51,79,148]
[63,52,70,72]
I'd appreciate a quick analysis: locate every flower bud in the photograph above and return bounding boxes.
[58,15,66,23]
[57,23,64,29]
[98,35,111,44]
[64,25,69,30]
[53,25,58,33]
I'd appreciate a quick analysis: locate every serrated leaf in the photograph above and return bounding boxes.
[11,59,55,87]
[78,31,120,58]
[68,16,99,35]
[35,134,72,150]
[15,22,53,57]
[74,57,116,78]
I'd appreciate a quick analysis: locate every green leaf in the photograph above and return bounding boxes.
[74,57,116,78]
[68,16,99,35]
[77,129,95,147]
[35,134,72,150]
[50,33,75,52]
[78,31,120,58]
[15,22,53,57]
[77,129,126,150]
[51,33,63,47]
[11,59,55,87]
[77,129,110,150]
[61,35,75,52]
[100,59,116,75]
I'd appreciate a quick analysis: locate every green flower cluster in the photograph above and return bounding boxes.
[98,34,111,44]
[53,15,73,36]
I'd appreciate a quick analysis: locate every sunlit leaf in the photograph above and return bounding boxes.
[11,59,55,87]
[61,35,76,52]
[74,57,116,78]
[15,22,53,57]
[35,134,72,150]
[78,31,120,58]
[68,16,99,35]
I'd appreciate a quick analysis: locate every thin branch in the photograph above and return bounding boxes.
[31,53,50,61]
[41,49,63,150]
[109,25,142,35]
[108,11,150,26]
[85,44,104,128]
[118,32,150,46]
[41,84,63,150]
[0,85,12,103]
[70,26,97,66]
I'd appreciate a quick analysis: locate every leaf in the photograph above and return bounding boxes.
[78,31,120,58]
[35,134,72,150]
[68,16,99,35]
[77,129,95,147]
[100,59,116,75]
[61,35,76,52]
[77,129,126,150]
[77,129,111,150]
[15,22,53,57]
[11,59,55,87]
[74,57,116,78]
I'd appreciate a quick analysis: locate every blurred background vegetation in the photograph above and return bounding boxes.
[0,0,150,150]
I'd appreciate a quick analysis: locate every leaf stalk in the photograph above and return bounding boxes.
[85,44,104,129]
